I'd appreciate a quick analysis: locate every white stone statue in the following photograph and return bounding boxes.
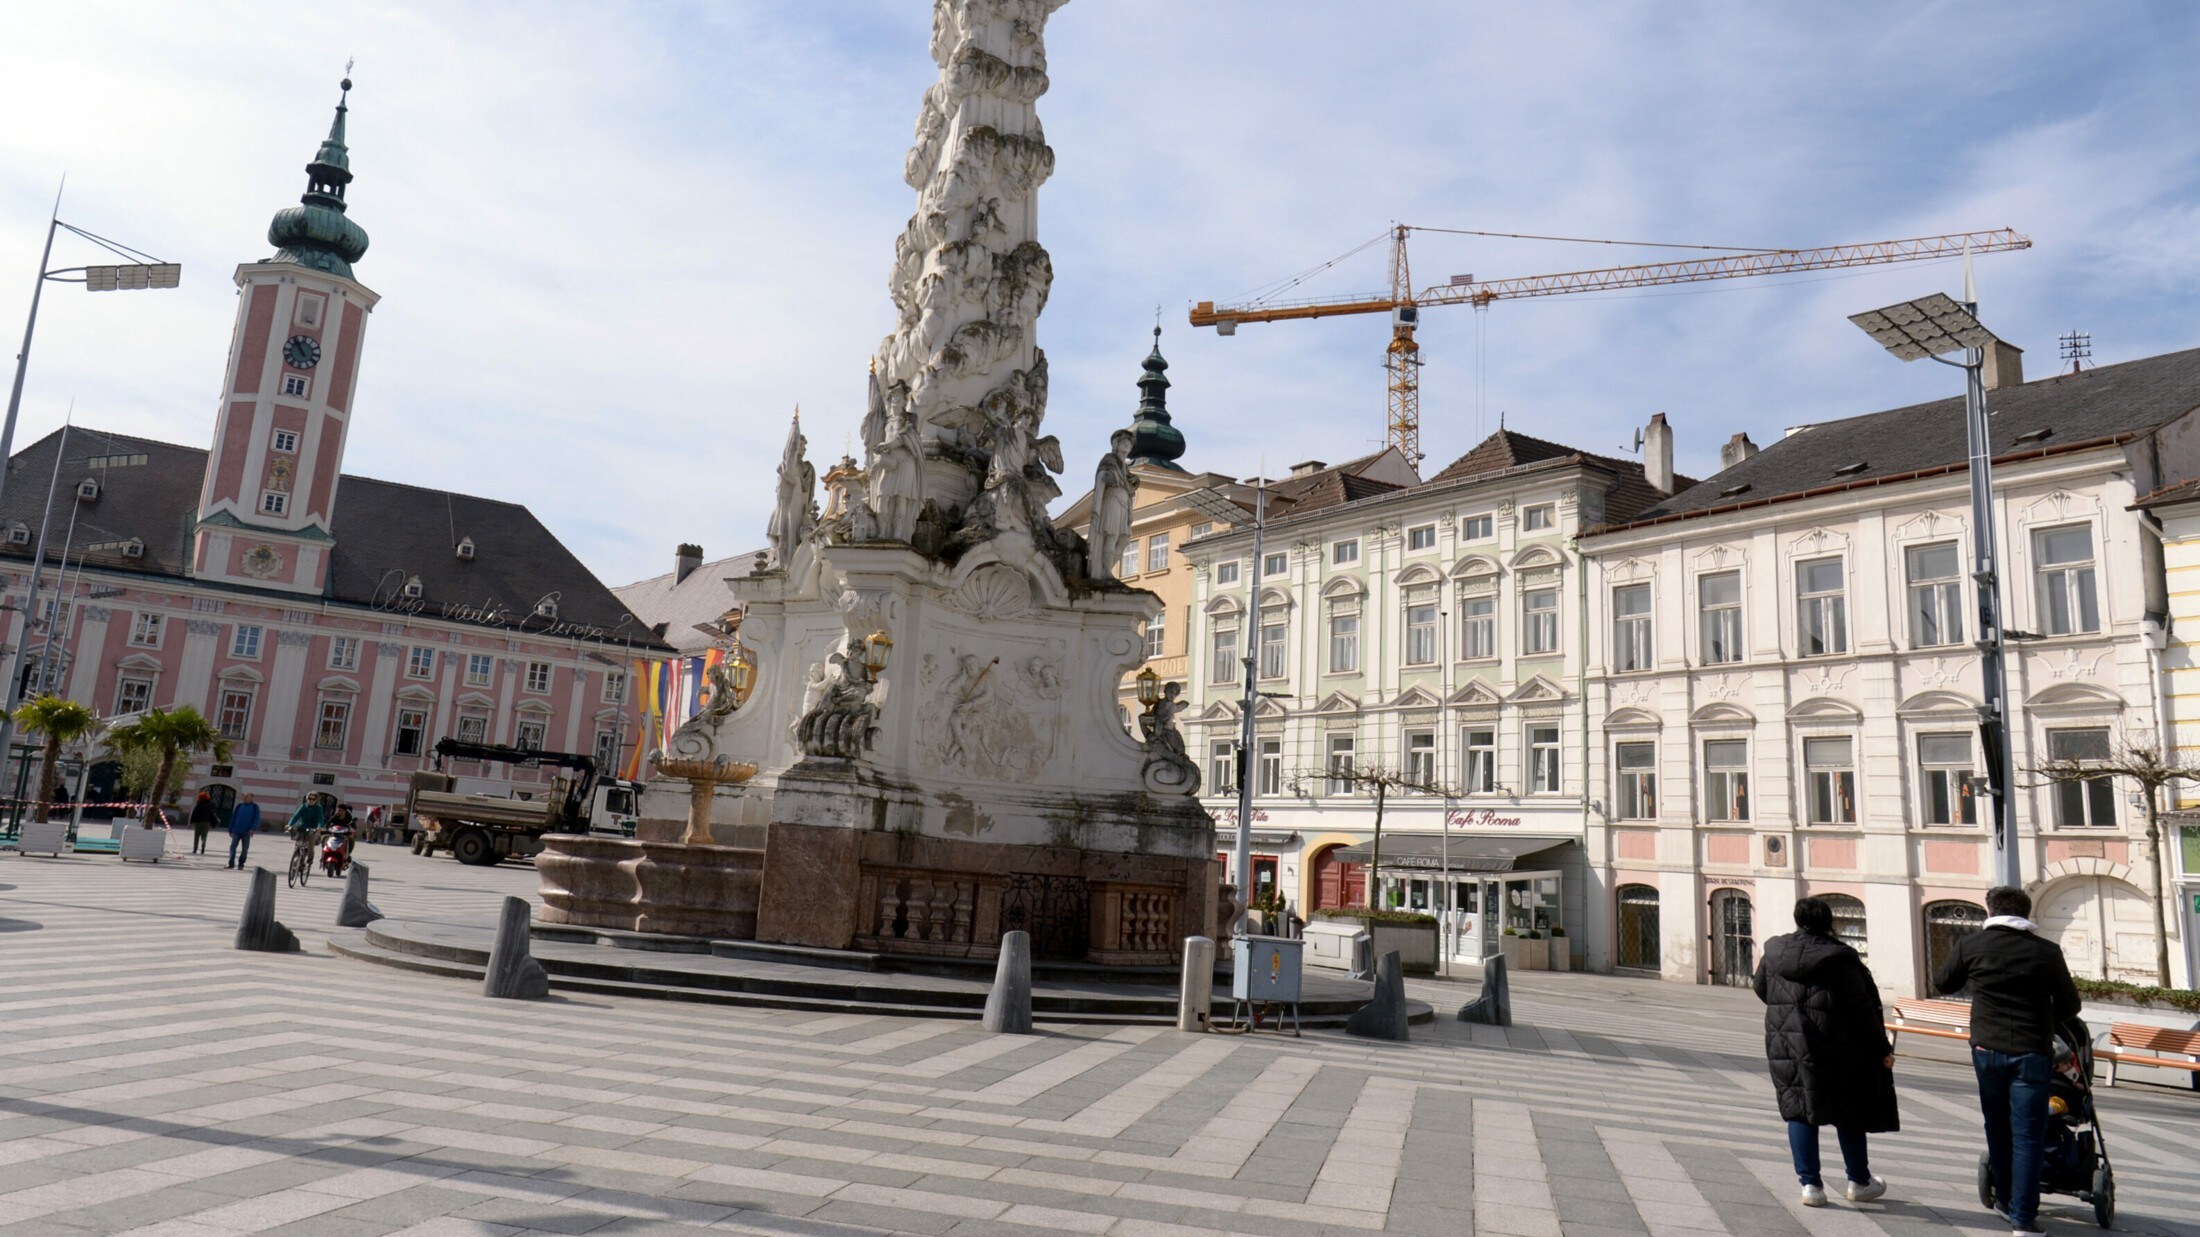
[870,397,924,542]
[766,413,818,568]
[861,363,888,456]
[1089,428,1136,579]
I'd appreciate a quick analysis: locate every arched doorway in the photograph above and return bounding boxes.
[1310,844,1367,911]
[1709,888,1755,987]
[201,783,237,824]
[82,761,123,820]
[1615,884,1660,970]
[1922,900,1985,986]
[2035,876,2154,984]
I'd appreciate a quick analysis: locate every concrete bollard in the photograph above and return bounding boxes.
[1177,935,1216,1032]
[981,929,1034,1034]
[483,896,551,999]
[235,867,301,953]
[336,862,382,928]
[1345,950,1409,1041]
[1458,952,1512,1026]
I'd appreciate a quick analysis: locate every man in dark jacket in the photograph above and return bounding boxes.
[1934,885,2081,1237]
[188,791,218,856]
[224,793,262,870]
[1753,896,1896,1208]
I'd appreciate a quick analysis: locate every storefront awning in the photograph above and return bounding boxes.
[1332,834,1574,873]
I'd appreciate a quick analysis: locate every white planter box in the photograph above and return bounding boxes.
[119,827,169,862]
[1302,920,1368,971]
[16,820,68,856]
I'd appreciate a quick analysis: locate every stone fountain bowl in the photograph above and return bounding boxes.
[538,835,765,940]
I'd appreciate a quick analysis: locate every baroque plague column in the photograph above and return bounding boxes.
[539,0,1216,966]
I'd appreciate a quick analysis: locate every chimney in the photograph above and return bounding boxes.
[1643,412,1674,495]
[1983,340,2024,391]
[675,543,704,584]
[1720,432,1760,470]
[1289,459,1326,477]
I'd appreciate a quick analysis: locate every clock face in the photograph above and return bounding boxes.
[283,335,322,370]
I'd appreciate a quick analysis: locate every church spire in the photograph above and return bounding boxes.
[1125,325,1186,471]
[268,74,370,278]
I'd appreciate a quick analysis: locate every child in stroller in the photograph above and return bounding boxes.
[1979,1016,2115,1228]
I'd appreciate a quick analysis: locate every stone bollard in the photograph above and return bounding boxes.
[336,862,383,928]
[235,868,301,953]
[1345,950,1409,1041]
[981,930,1034,1034]
[483,896,551,1000]
[1176,936,1216,1033]
[1457,952,1512,1026]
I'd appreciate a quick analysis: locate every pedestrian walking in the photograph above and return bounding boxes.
[188,790,218,855]
[1753,896,1897,1208]
[224,792,261,869]
[365,804,385,844]
[1934,885,2082,1237]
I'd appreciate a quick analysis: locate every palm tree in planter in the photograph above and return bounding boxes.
[106,706,229,827]
[12,695,99,821]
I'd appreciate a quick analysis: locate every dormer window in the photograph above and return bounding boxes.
[533,597,559,620]
[75,478,100,502]
[6,524,27,546]
[121,538,143,560]
[402,575,423,599]
[455,537,475,561]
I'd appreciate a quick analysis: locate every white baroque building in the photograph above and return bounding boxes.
[1181,428,1679,966]
[1579,345,2200,997]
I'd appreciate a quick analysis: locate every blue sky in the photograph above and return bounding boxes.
[2,3,2196,589]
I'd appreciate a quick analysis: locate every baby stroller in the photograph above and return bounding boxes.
[1977,1017,2115,1228]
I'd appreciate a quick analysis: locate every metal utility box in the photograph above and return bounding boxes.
[1232,934,1305,1003]
[1301,920,1369,971]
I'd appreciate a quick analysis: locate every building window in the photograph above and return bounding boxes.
[1704,739,1749,822]
[1464,728,1496,792]
[1463,513,1493,540]
[1258,613,1287,680]
[1327,608,1360,673]
[1919,733,1977,826]
[1461,596,1495,659]
[1529,724,1561,793]
[231,625,263,659]
[1615,742,1657,819]
[516,717,548,750]
[1262,551,1288,578]
[456,713,489,745]
[1825,894,1869,958]
[328,636,359,670]
[1209,741,1237,793]
[525,661,552,693]
[1699,571,1743,664]
[1804,736,1857,824]
[260,491,288,516]
[1257,738,1282,795]
[1612,584,1652,672]
[406,646,435,679]
[1522,505,1555,531]
[1907,542,1965,647]
[603,670,627,704]
[129,612,163,648]
[1522,587,1558,655]
[1142,621,1165,659]
[394,707,428,757]
[115,676,154,715]
[1615,885,1661,970]
[594,726,620,770]
[281,374,309,398]
[1405,730,1436,786]
[1326,733,1357,794]
[315,698,351,750]
[216,688,253,740]
[2047,728,2116,827]
[1796,557,1848,656]
[1147,532,1171,573]
[1214,559,1240,586]
[1404,601,1438,666]
[1118,539,1139,578]
[1923,901,1986,981]
[2034,525,2100,635]
[1190,521,1213,539]
[464,653,493,686]
[1332,538,1359,565]
[1406,524,1436,551]
[1210,625,1239,683]
[272,429,299,453]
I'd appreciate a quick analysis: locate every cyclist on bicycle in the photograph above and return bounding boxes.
[287,793,325,850]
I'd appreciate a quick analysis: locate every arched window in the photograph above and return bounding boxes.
[1823,893,1868,958]
[1923,900,1986,982]
[1616,885,1660,970]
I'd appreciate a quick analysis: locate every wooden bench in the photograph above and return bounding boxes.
[2096,1023,2200,1089]
[1885,997,1972,1045]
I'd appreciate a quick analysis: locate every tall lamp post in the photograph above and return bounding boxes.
[1848,283,2020,888]
[1185,474,1272,937]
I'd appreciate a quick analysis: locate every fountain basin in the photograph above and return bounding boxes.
[537,836,764,939]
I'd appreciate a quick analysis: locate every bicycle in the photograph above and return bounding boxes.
[286,829,316,889]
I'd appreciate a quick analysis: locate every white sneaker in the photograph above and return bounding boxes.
[1846,1176,1887,1203]
[1801,1185,1827,1207]
[2011,1229,2045,1237]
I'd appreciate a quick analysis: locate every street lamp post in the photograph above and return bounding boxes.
[1849,281,2021,888]
[1185,474,1271,938]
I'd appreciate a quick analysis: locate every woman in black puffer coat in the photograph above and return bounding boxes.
[1753,896,1900,1208]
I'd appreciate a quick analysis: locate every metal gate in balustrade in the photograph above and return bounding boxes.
[1000,874,1091,960]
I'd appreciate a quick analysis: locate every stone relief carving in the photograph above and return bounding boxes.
[796,650,878,760]
[946,565,1035,620]
[277,631,314,648]
[185,619,223,637]
[81,606,110,622]
[914,650,1062,782]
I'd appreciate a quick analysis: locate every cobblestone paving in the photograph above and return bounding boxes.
[0,843,2193,1236]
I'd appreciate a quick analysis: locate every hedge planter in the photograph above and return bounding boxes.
[1316,912,1439,975]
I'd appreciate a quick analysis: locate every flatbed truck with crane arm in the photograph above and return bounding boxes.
[406,737,639,865]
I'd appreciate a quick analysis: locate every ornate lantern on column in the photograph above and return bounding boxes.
[860,631,893,682]
[1135,665,1162,713]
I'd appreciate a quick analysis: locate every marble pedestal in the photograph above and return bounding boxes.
[537,836,764,939]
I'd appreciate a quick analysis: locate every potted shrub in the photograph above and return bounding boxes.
[1519,928,1550,970]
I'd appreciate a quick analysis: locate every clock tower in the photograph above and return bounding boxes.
[193,77,379,595]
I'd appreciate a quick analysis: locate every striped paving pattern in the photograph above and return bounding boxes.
[0,846,2193,1236]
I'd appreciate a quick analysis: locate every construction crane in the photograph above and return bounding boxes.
[1191,225,2032,466]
